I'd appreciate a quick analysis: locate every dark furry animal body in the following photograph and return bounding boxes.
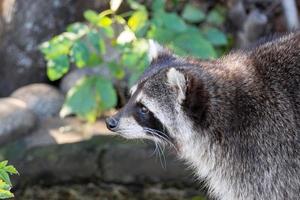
[106,32,300,200]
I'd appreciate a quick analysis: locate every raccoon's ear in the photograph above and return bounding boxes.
[183,72,209,124]
[148,39,170,62]
[167,68,186,103]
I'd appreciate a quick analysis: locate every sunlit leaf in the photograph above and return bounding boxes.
[110,0,122,12]
[47,55,70,81]
[3,166,18,175]
[98,17,112,27]
[0,189,14,199]
[117,29,136,44]
[40,36,72,60]
[67,22,89,35]
[128,9,148,32]
[0,171,10,186]
[0,180,10,191]
[0,162,7,168]
[182,4,205,23]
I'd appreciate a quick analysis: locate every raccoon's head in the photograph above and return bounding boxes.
[106,41,209,149]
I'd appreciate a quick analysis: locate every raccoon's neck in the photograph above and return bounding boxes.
[178,129,240,200]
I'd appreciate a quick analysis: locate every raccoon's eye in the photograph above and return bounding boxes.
[139,105,149,114]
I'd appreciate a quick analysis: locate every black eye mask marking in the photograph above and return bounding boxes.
[133,103,173,143]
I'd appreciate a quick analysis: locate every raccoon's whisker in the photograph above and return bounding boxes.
[150,140,159,157]
[144,129,169,144]
[144,130,166,168]
[144,127,171,141]
[144,128,177,150]
[144,127,173,142]
[157,142,167,169]
[147,131,176,150]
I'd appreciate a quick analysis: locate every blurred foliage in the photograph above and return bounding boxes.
[190,195,207,200]
[0,161,18,199]
[40,0,229,122]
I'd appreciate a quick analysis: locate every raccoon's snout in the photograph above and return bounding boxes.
[105,117,119,131]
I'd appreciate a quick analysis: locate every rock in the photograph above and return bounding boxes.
[228,1,246,30]
[101,143,193,185]
[236,9,268,48]
[0,0,110,97]
[0,98,36,144]
[11,84,64,119]
[4,136,196,187]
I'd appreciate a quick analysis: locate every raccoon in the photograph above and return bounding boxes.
[106,32,300,200]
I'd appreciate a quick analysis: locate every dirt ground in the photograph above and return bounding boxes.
[14,182,207,200]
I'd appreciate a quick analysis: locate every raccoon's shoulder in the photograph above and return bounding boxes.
[248,31,300,76]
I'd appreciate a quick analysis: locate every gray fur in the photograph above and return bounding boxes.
[107,32,300,200]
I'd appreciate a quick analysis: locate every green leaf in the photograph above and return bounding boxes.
[95,77,118,110]
[127,0,145,10]
[161,12,187,32]
[71,41,89,68]
[61,77,98,121]
[87,31,106,53]
[61,77,117,121]
[98,17,113,27]
[84,10,99,25]
[4,166,18,175]
[40,35,72,60]
[108,62,125,80]
[121,53,140,67]
[128,9,148,32]
[110,0,122,11]
[87,53,102,67]
[0,162,7,168]
[206,9,225,26]
[100,26,114,38]
[152,0,165,12]
[191,196,207,200]
[67,22,89,35]
[47,55,70,81]
[182,4,205,23]
[0,171,10,186]
[147,25,175,43]
[0,180,10,191]
[0,189,14,199]
[173,28,216,59]
[203,27,227,46]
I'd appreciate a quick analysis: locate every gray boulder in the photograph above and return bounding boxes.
[11,84,64,119]
[0,98,36,144]
[0,0,110,97]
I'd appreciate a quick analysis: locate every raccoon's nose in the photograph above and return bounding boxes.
[106,117,119,131]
